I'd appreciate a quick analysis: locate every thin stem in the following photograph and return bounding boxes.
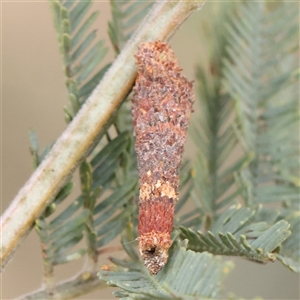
[0,0,205,270]
[35,216,56,295]
[18,271,105,300]
[84,213,98,273]
[80,159,98,272]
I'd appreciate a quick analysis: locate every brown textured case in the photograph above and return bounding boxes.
[132,41,194,275]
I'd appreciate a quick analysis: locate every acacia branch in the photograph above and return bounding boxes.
[0,0,205,270]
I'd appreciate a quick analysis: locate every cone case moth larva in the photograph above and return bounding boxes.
[132,41,194,275]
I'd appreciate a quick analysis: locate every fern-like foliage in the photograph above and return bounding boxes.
[222,1,299,207]
[31,0,142,291]
[98,238,233,300]
[180,204,290,263]
[174,161,201,230]
[191,2,251,223]
[108,0,155,140]
[49,0,110,121]
[221,0,300,271]
[180,0,299,274]
[81,131,137,258]
[31,130,135,267]
[276,209,300,272]
[108,0,153,54]
[30,130,87,271]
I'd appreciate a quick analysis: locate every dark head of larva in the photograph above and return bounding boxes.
[141,245,169,275]
[133,40,194,275]
[137,223,172,275]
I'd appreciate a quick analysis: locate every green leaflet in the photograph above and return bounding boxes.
[49,196,84,230]
[94,178,136,216]
[94,177,137,248]
[106,0,155,174]
[108,0,153,54]
[71,11,99,49]
[54,182,74,206]
[49,209,89,241]
[97,209,133,248]
[35,206,89,266]
[29,130,74,221]
[175,160,198,222]
[78,63,111,99]
[91,131,132,191]
[180,205,291,264]
[69,0,92,33]
[49,0,109,120]
[188,0,299,275]
[33,129,134,271]
[277,212,300,272]
[54,249,86,265]
[84,129,136,259]
[98,240,233,299]
[191,2,247,218]
[223,1,299,207]
[32,0,135,266]
[91,131,130,168]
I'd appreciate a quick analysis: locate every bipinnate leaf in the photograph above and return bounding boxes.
[277,211,300,273]
[49,0,109,121]
[98,240,233,299]
[35,207,89,266]
[223,1,299,206]
[29,130,74,217]
[82,129,136,256]
[188,0,299,275]
[180,205,291,264]
[37,1,138,273]
[32,127,134,268]
[191,2,249,218]
[174,161,203,231]
[91,131,132,191]
[108,1,153,54]
[49,196,84,230]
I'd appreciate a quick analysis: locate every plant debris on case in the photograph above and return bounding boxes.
[132,40,194,275]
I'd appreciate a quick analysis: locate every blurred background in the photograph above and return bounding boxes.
[2,1,299,299]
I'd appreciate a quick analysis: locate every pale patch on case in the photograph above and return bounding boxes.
[139,181,177,200]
